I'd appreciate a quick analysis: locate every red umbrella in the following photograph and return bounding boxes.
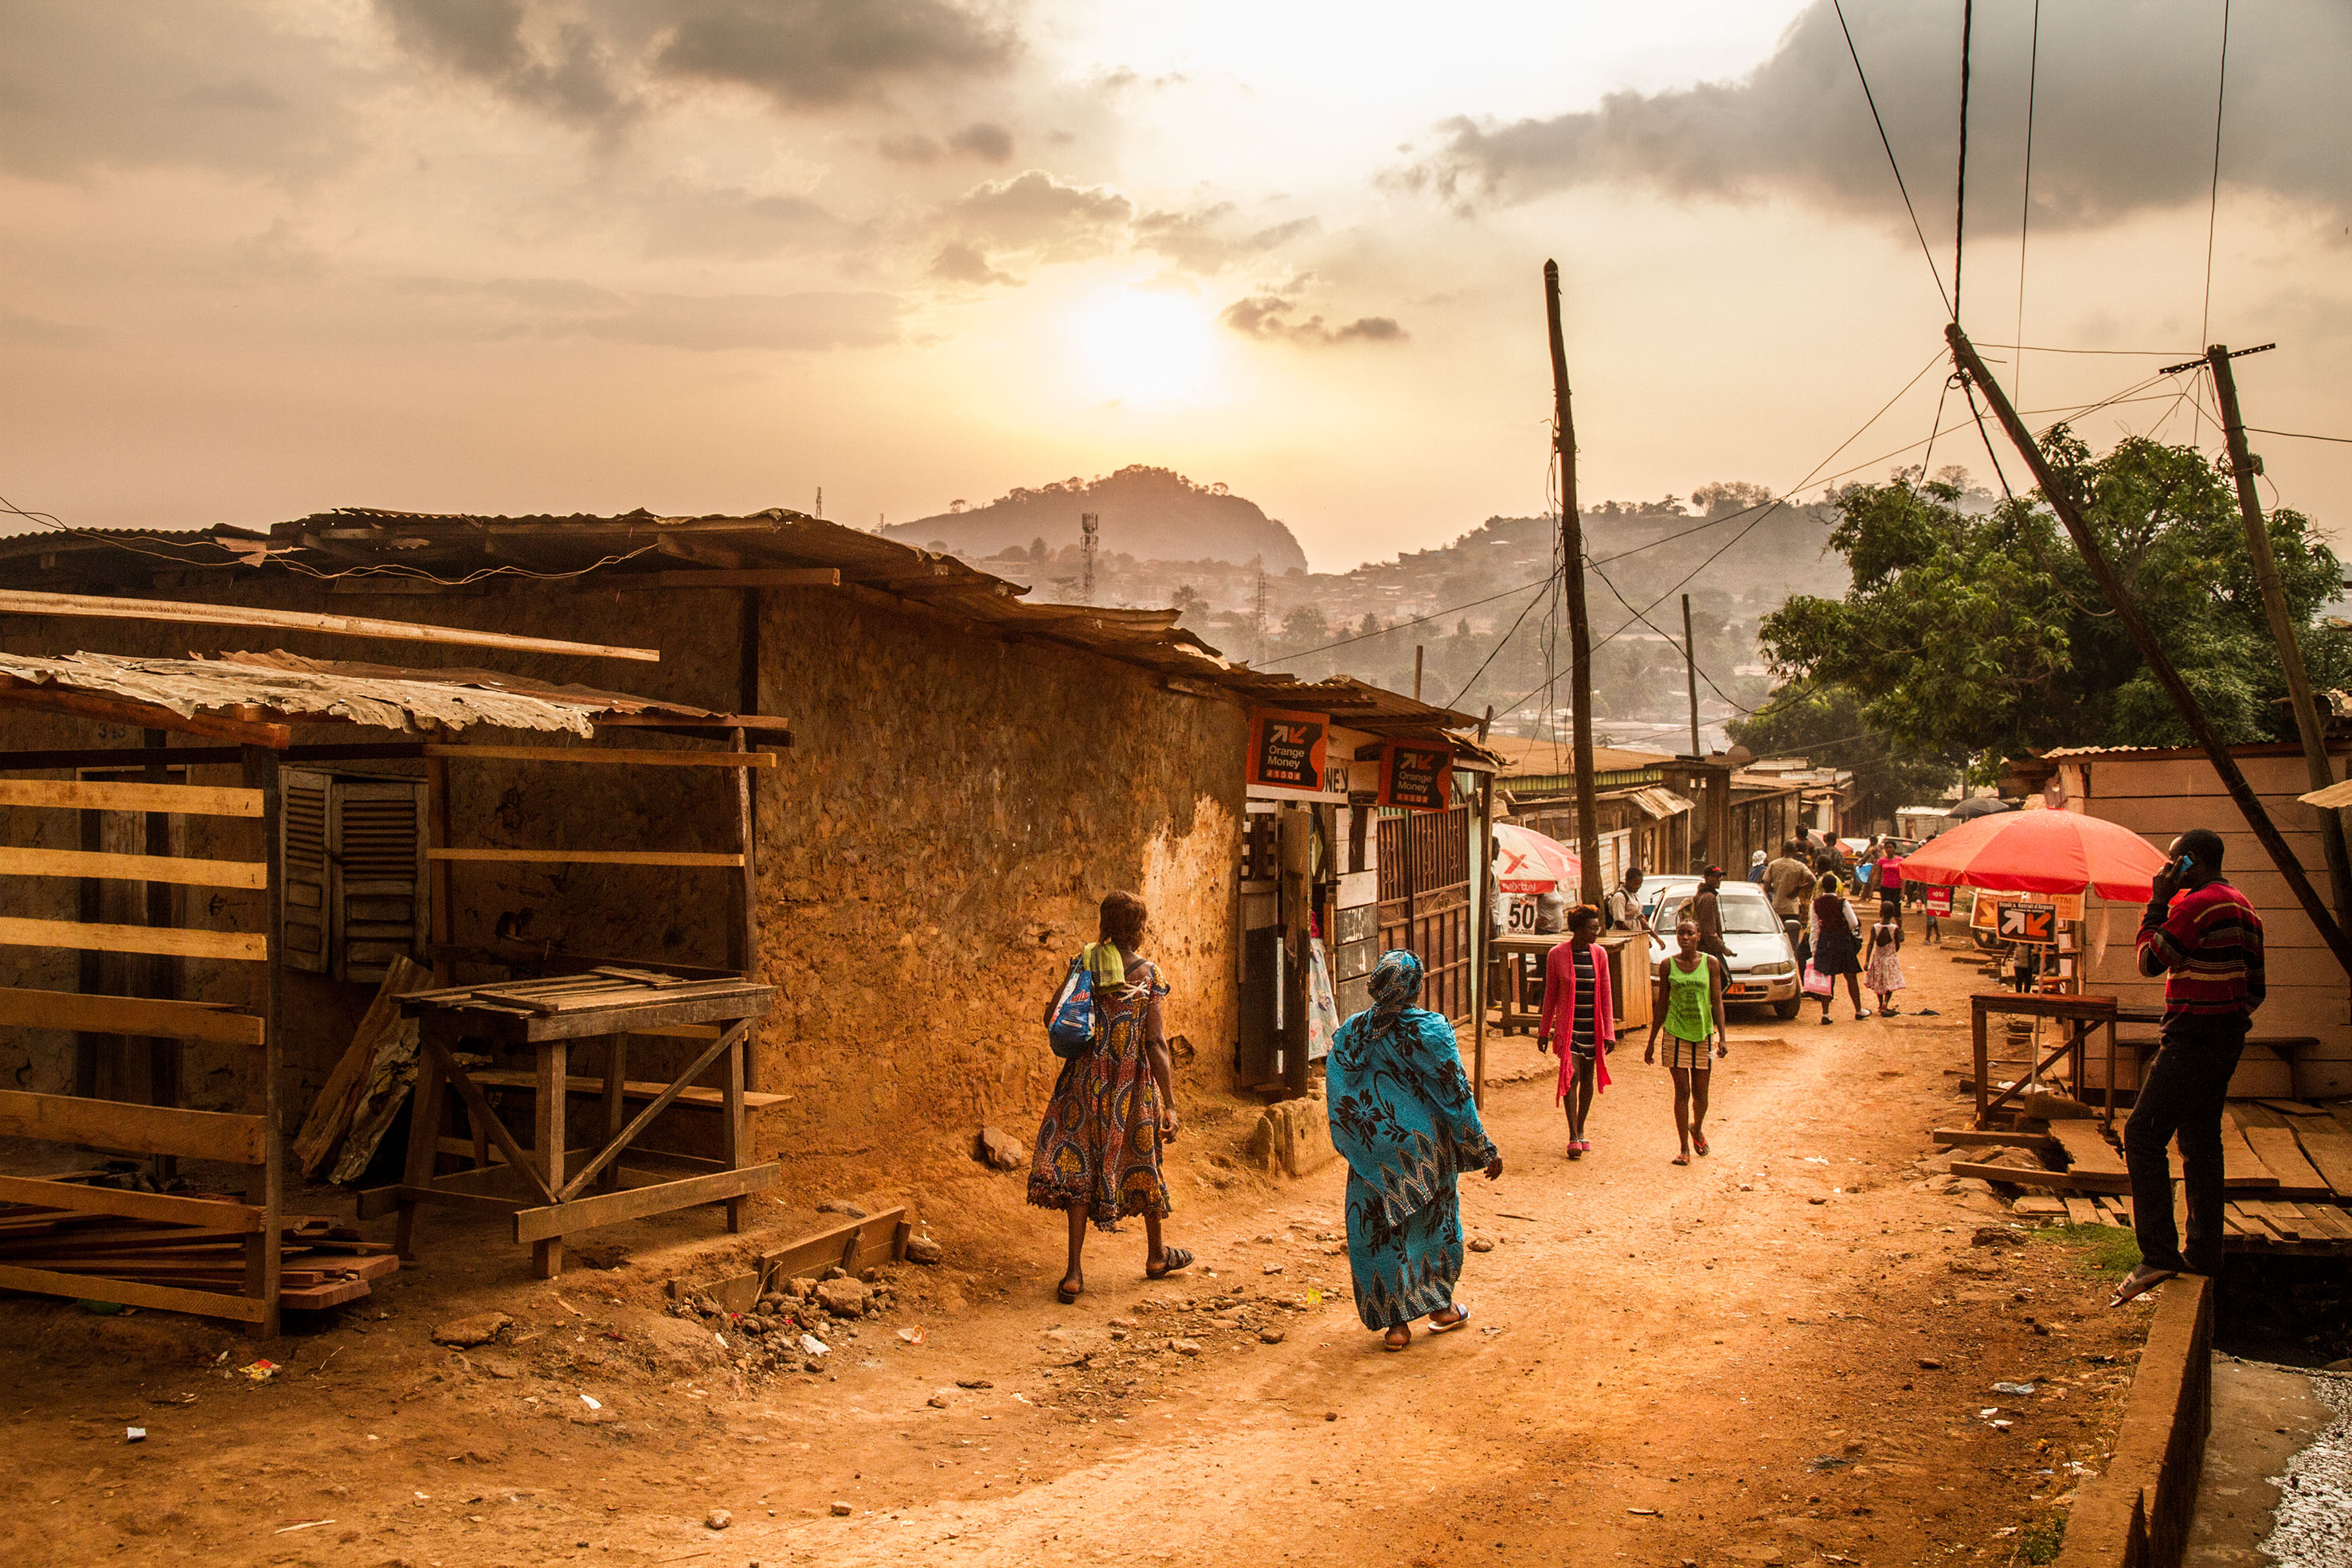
[1899,807,2168,900]
[1493,823,1581,894]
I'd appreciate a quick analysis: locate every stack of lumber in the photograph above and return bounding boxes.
[0,1193,397,1309]
[293,955,429,1184]
[407,966,756,1017]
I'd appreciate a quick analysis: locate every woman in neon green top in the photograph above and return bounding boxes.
[1644,917,1728,1166]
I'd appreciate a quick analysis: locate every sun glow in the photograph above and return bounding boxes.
[1070,288,1215,405]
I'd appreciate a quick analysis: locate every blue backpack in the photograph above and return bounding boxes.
[1047,956,1098,1058]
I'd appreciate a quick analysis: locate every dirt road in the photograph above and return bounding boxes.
[2,929,2157,1567]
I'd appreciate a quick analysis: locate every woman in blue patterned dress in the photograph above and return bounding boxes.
[1027,891,1192,1304]
[1325,951,1505,1351]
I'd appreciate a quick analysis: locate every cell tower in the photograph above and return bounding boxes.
[1080,512,1099,604]
[1252,557,1269,664]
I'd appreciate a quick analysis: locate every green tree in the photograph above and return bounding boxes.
[1728,686,1959,824]
[1755,432,2346,765]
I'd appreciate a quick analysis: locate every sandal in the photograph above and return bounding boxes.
[1426,1304,1470,1333]
[1672,1153,1690,1166]
[1056,1278,1082,1304]
[2107,1265,2179,1308]
[1145,1245,1195,1281]
[1567,1142,1583,1160]
[1383,1326,1411,1351]
[1692,1133,1709,1156]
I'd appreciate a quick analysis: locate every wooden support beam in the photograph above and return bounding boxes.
[8,847,268,890]
[0,1174,264,1230]
[0,1089,267,1163]
[0,741,427,773]
[0,678,292,748]
[425,848,746,867]
[0,586,659,662]
[0,777,262,816]
[592,713,792,733]
[421,745,777,769]
[632,569,840,589]
[513,1161,779,1244]
[0,986,264,1046]
[0,916,266,962]
[0,1261,265,1323]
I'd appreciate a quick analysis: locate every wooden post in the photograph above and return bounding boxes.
[534,1037,567,1279]
[1544,260,1604,908]
[730,725,760,1093]
[1413,645,1424,702]
[73,796,104,1100]
[141,729,178,1178]
[424,751,454,984]
[241,745,283,1338]
[1949,324,2352,976]
[1473,771,1493,1109]
[2207,343,2352,931]
[1681,595,1702,760]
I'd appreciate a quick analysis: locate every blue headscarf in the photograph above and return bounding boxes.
[1362,949,1424,1037]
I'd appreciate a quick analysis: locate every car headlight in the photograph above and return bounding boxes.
[1751,962,1796,977]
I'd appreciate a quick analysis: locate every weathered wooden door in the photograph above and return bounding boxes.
[1376,804,1472,1024]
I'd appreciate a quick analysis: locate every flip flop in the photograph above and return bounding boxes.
[1383,1328,1411,1351]
[1692,1133,1709,1156]
[1145,1245,1195,1281]
[1672,1153,1690,1166]
[1426,1304,1470,1333]
[2107,1267,2178,1308]
[1056,1279,1082,1304]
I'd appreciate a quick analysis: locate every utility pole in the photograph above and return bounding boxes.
[1413,644,1425,702]
[2205,342,2352,929]
[1544,260,1603,908]
[1681,592,1703,758]
[814,487,822,520]
[1080,512,1099,605]
[1950,323,2352,976]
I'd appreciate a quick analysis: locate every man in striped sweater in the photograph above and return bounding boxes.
[2113,827,2265,1306]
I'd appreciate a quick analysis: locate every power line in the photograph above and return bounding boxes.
[1445,565,1558,708]
[2197,0,2233,429]
[1254,571,1553,666]
[2249,428,2352,447]
[1954,0,1975,325]
[1831,0,1954,316]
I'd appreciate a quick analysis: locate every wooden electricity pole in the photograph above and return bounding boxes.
[1682,592,1703,759]
[1949,323,2352,976]
[1544,260,1603,908]
[2206,343,2352,930]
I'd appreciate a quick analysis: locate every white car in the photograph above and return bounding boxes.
[1640,878,1804,1020]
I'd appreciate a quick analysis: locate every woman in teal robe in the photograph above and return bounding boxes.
[1325,951,1505,1351]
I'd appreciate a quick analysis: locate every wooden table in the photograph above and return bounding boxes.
[1491,933,1643,1034]
[1970,992,2119,1132]
[370,970,777,1278]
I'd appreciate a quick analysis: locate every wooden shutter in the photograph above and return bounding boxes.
[280,769,332,974]
[330,777,426,983]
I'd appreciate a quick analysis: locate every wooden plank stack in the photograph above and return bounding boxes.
[0,1184,396,1310]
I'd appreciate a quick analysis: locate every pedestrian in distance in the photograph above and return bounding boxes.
[1326,951,1504,1352]
[1605,866,1653,942]
[1645,917,1727,1165]
[1691,864,1732,964]
[1749,849,1769,885]
[1807,874,1867,1023]
[1862,903,1906,1016]
[1763,838,1814,949]
[1030,890,1190,1303]
[2111,829,2265,1308]
[1538,904,1614,1159]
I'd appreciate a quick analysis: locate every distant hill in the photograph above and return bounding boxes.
[883,465,1309,573]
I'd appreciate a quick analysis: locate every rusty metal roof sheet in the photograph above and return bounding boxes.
[0,649,720,736]
[0,508,1488,746]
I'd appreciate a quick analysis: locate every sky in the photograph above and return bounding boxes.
[2,0,2346,573]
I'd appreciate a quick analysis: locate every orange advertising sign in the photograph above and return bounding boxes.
[1246,707,1330,793]
[1378,741,1454,811]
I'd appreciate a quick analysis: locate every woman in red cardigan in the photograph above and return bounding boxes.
[1537,905,1614,1159]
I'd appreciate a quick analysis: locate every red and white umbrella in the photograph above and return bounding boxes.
[1493,823,1581,894]
[1900,806,2168,901]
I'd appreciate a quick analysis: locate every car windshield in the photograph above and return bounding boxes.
[1654,893,1783,936]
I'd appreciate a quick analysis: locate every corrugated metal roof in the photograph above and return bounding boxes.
[0,510,1487,748]
[0,648,721,736]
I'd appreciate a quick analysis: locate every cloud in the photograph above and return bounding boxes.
[399,276,902,350]
[636,182,858,260]
[945,169,1133,258]
[0,0,359,182]
[1415,0,2352,228]
[375,0,640,137]
[929,242,1021,287]
[1133,204,1320,272]
[653,0,1017,111]
[1219,295,1405,346]
[880,120,1015,164]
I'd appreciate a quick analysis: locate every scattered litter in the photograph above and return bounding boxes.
[1305,1288,1323,1306]
[800,1335,828,1355]
[1806,1454,1850,1472]
[1979,1408,1999,1418]
[1010,1392,1032,1404]
[579,1395,601,1411]
[714,1333,727,1350]
[1803,1156,1830,1164]
[1992,1382,2037,1396]
[1990,1419,2013,1432]
[898,1326,926,1346]
[237,1360,280,1382]
[124,1427,146,1443]
[273,1519,336,1535]
[1627,1507,1661,1516]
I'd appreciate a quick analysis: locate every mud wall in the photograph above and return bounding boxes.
[0,578,1246,1177]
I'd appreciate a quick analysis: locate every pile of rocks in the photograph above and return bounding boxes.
[667,1264,900,1378]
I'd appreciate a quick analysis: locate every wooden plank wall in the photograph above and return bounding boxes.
[2075,749,2351,1096]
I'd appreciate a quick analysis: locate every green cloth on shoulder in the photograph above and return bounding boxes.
[1081,941,1126,989]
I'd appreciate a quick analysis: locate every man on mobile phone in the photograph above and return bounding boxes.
[2111,828,2264,1307]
